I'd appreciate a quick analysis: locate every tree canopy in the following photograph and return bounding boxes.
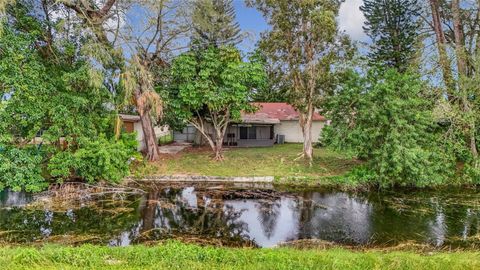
[191,0,243,48]
[361,0,420,71]
[0,1,137,191]
[167,45,265,160]
[248,0,348,163]
[322,68,453,187]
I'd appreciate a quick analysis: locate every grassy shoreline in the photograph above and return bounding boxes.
[132,144,480,190]
[135,144,361,187]
[1,241,479,269]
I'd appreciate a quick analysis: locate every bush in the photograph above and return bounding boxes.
[323,68,455,187]
[462,159,480,184]
[48,134,139,184]
[0,147,48,192]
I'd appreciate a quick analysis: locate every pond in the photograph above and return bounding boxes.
[0,183,479,248]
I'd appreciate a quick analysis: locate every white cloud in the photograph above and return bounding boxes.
[338,0,367,41]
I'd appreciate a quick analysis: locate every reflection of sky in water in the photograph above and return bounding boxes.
[305,193,373,244]
[225,193,373,247]
[181,187,197,208]
[0,190,32,207]
[225,198,299,247]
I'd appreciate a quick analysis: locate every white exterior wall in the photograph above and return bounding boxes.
[154,126,170,138]
[274,120,325,143]
[135,124,170,151]
[134,122,145,150]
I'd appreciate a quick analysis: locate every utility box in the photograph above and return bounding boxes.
[276,134,285,144]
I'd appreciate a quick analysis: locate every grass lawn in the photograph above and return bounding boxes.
[1,241,479,270]
[143,144,359,183]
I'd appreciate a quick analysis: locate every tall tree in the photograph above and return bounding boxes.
[428,0,455,92]
[119,0,191,161]
[425,0,480,165]
[247,0,344,163]
[191,0,242,47]
[0,1,137,190]
[169,46,265,160]
[322,68,453,187]
[59,0,190,161]
[360,0,420,71]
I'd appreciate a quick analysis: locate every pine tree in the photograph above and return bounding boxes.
[360,0,420,72]
[192,0,242,47]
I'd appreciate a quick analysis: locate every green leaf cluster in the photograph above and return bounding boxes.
[48,134,139,184]
[167,46,265,126]
[323,68,454,187]
[0,146,47,192]
[0,4,137,191]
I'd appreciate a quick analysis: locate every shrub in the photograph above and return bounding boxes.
[48,134,139,184]
[323,68,455,187]
[0,147,48,192]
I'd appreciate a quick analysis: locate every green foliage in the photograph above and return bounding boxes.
[48,134,139,184]
[166,45,265,150]
[250,0,345,112]
[0,4,135,191]
[249,48,288,102]
[361,0,420,71]
[169,46,264,117]
[158,133,173,145]
[323,68,454,187]
[0,146,48,192]
[191,0,243,48]
[166,45,265,158]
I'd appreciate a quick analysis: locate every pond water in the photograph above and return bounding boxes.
[0,183,479,248]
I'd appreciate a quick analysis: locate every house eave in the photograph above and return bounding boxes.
[119,114,141,122]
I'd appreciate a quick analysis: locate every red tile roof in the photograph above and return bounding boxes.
[242,103,326,123]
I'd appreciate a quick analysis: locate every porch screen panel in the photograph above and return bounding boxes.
[240,126,258,139]
[240,127,248,139]
[256,126,271,140]
[248,127,256,139]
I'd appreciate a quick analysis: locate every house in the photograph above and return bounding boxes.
[119,114,170,151]
[173,103,327,147]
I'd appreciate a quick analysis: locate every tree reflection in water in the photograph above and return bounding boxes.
[132,186,254,247]
[1,185,480,248]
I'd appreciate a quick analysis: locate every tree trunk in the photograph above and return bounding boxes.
[452,0,467,77]
[452,0,478,159]
[429,0,455,94]
[134,88,160,161]
[214,134,224,161]
[189,117,226,161]
[141,190,158,232]
[470,126,478,159]
[302,105,314,164]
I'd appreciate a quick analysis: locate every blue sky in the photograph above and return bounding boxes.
[233,1,268,52]
[233,0,368,53]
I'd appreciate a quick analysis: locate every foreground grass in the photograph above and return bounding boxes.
[1,241,479,270]
[145,144,358,183]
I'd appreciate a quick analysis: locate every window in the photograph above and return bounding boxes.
[239,126,256,139]
[123,122,135,133]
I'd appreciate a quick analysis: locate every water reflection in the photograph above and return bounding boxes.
[0,190,32,207]
[0,186,479,248]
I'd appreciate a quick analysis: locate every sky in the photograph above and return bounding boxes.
[233,0,368,52]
